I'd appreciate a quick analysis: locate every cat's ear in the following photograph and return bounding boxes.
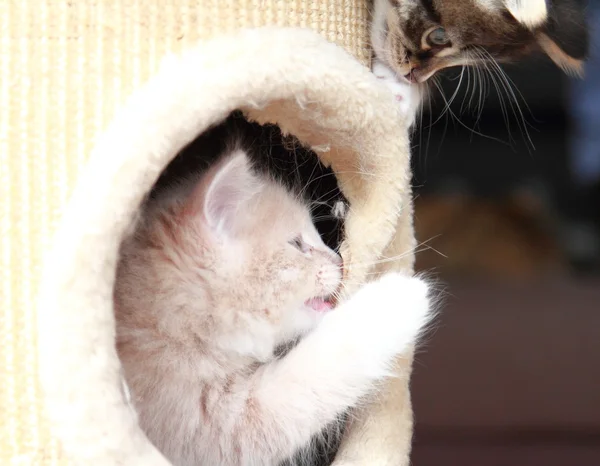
[503,0,588,76]
[503,0,549,28]
[535,0,589,77]
[192,150,259,236]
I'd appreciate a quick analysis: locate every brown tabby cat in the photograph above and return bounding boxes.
[371,0,588,108]
[369,0,586,280]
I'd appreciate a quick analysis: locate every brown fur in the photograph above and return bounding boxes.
[372,0,588,82]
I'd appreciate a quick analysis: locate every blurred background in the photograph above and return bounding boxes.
[409,9,600,466]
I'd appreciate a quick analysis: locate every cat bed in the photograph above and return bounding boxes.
[36,27,416,465]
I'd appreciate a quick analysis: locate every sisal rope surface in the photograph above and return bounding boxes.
[0,1,370,464]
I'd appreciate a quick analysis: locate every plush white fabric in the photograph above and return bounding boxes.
[38,27,415,465]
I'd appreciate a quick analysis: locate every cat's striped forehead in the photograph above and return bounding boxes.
[390,0,548,26]
[387,0,535,51]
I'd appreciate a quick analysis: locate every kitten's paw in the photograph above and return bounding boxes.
[325,273,431,373]
[355,273,430,343]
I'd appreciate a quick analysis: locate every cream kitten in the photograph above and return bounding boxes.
[114,147,431,466]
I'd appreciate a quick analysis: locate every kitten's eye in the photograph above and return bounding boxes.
[427,27,450,47]
[288,236,309,254]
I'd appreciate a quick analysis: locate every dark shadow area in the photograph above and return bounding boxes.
[410,50,600,465]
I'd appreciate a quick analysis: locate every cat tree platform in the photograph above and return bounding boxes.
[3,2,417,465]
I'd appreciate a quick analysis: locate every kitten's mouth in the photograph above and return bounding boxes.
[304,296,335,312]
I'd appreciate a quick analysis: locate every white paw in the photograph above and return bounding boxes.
[324,273,431,373]
[354,272,430,344]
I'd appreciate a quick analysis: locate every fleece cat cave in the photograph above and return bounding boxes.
[16,2,415,466]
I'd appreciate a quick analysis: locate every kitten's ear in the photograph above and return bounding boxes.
[502,0,588,76]
[503,0,549,28]
[192,150,259,236]
[535,0,589,77]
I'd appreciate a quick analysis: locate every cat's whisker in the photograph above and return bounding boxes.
[342,248,439,270]
[459,48,485,133]
[431,64,509,145]
[329,169,390,180]
[310,200,339,211]
[310,184,349,204]
[476,50,512,140]
[477,49,517,136]
[311,214,341,223]
[430,65,466,125]
[473,49,488,127]
[296,169,374,207]
[418,75,437,166]
[339,235,446,272]
[412,243,447,262]
[461,58,474,115]
[466,50,485,126]
[476,47,535,150]
[295,156,324,200]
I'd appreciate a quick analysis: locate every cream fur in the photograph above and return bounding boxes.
[37,27,415,465]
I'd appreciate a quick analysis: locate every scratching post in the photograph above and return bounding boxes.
[2,2,416,465]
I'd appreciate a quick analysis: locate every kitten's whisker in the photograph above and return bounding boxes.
[298,168,389,207]
[420,75,437,165]
[311,214,341,223]
[432,65,509,145]
[461,58,474,115]
[473,49,488,127]
[477,47,535,150]
[465,50,483,124]
[430,66,465,125]
[296,156,323,200]
[342,248,444,270]
[477,51,512,140]
[461,48,487,134]
[340,235,446,269]
[310,200,340,211]
[311,185,348,204]
[415,242,447,260]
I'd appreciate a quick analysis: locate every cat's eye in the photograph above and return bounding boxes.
[288,236,309,254]
[427,27,450,47]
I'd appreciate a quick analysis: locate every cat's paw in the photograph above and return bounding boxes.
[354,272,430,346]
[325,273,431,374]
